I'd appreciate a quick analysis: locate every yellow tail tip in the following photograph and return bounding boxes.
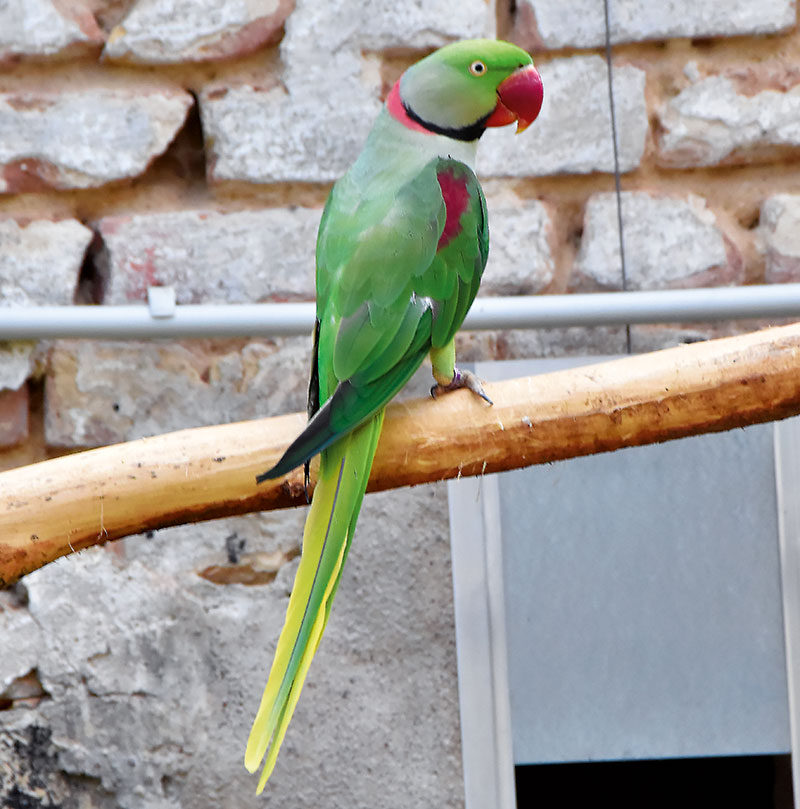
[244,719,269,772]
[256,757,278,794]
[245,739,275,792]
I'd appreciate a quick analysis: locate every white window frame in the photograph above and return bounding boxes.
[450,364,800,809]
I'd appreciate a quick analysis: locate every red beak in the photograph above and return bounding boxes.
[485,64,544,134]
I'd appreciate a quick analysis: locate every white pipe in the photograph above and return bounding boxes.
[2,285,800,340]
[467,285,800,329]
[0,302,316,339]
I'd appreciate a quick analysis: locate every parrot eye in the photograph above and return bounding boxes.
[469,60,487,76]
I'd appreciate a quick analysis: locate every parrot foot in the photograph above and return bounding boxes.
[430,367,493,405]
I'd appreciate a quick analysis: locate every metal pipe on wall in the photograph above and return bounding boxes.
[2,284,800,340]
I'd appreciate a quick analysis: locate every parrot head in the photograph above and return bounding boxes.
[397,39,544,138]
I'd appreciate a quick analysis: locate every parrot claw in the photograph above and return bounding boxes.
[430,367,493,405]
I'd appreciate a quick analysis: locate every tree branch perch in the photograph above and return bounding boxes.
[4,321,800,586]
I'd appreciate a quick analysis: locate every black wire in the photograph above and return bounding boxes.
[602,0,632,353]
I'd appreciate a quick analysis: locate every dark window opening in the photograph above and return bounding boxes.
[515,755,794,809]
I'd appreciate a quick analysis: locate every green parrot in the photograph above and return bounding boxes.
[245,38,543,791]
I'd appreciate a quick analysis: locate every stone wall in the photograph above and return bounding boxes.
[2,1,800,806]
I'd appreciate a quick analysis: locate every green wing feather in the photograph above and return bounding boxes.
[246,155,488,791]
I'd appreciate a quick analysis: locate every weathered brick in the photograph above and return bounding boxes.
[658,70,800,168]
[516,0,796,50]
[0,341,38,392]
[759,194,800,283]
[479,56,647,177]
[201,0,494,184]
[45,339,310,447]
[0,86,192,192]
[281,0,493,57]
[104,0,293,64]
[456,326,628,362]
[630,325,715,352]
[0,0,104,62]
[482,194,555,294]
[97,209,318,304]
[573,192,743,290]
[200,81,381,184]
[85,0,130,30]
[0,384,28,447]
[630,322,763,353]
[0,218,92,305]
[0,219,90,394]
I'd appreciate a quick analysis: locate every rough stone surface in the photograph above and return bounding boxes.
[758,194,800,283]
[658,72,800,168]
[98,208,318,304]
[479,56,647,177]
[283,0,493,53]
[0,341,39,392]
[573,192,742,290]
[0,715,105,809]
[516,0,796,49]
[44,338,311,447]
[0,218,92,305]
[201,0,493,183]
[200,78,381,185]
[482,193,555,295]
[1,481,464,808]
[0,86,193,192]
[86,0,132,31]
[456,326,629,363]
[104,0,293,63]
[0,384,28,446]
[0,0,104,62]
[628,320,773,353]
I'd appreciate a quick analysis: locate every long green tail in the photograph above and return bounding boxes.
[244,410,385,792]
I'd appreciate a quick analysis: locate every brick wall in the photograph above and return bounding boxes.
[2,1,799,806]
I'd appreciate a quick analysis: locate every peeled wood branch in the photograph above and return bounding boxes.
[4,321,800,585]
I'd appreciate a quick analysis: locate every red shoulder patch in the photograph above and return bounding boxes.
[436,168,471,250]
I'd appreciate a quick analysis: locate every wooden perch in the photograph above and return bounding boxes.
[4,320,800,586]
